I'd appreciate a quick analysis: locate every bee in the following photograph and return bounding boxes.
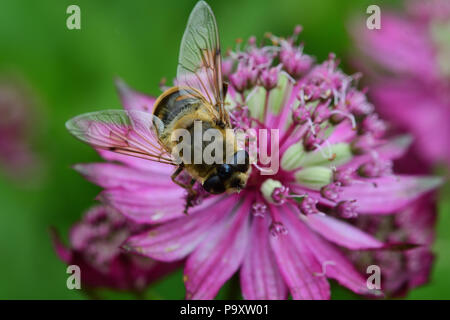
[66,1,250,209]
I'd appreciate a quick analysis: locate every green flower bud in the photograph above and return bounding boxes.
[300,143,352,167]
[247,86,266,120]
[261,179,283,203]
[281,143,305,171]
[294,166,333,190]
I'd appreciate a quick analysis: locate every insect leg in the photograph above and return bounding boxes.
[171,167,198,215]
[184,179,198,215]
[170,166,190,189]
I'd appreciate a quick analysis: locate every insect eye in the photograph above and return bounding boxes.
[217,164,233,180]
[229,178,244,189]
[203,175,226,194]
[230,150,250,172]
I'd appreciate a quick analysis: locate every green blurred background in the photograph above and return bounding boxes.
[0,0,449,299]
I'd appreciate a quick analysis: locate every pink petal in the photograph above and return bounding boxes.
[371,80,450,166]
[352,14,437,81]
[125,196,235,261]
[283,205,373,295]
[97,149,174,175]
[305,214,384,249]
[240,216,288,300]
[326,120,357,144]
[74,163,175,190]
[269,206,331,300]
[100,187,187,223]
[115,78,156,112]
[184,196,252,299]
[49,228,72,263]
[340,135,412,170]
[340,175,443,214]
[272,82,302,132]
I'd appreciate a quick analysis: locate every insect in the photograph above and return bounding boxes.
[66,1,250,211]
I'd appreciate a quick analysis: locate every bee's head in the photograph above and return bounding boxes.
[202,150,250,194]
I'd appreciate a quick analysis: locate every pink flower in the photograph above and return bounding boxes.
[68,27,442,300]
[0,79,39,178]
[348,193,437,297]
[51,205,179,293]
[350,0,450,168]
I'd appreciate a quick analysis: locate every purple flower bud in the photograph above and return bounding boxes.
[280,43,313,78]
[271,185,290,205]
[312,99,331,123]
[320,182,342,201]
[259,65,281,90]
[269,221,288,237]
[333,167,354,186]
[358,159,393,178]
[222,58,233,77]
[299,196,319,215]
[345,89,373,115]
[292,104,310,125]
[351,133,378,154]
[361,114,387,138]
[251,201,267,217]
[303,125,324,151]
[336,200,358,218]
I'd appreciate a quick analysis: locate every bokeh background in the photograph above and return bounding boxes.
[0,0,449,299]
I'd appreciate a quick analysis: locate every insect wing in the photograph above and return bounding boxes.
[66,110,175,165]
[176,1,228,124]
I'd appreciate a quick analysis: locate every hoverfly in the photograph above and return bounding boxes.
[66,1,250,210]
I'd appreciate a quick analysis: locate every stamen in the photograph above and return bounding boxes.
[329,110,357,129]
[313,140,334,161]
[251,202,267,217]
[320,182,342,202]
[336,200,358,218]
[333,167,354,186]
[281,70,296,84]
[286,192,307,199]
[298,196,319,215]
[268,206,288,237]
[271,185,290,205]
[307,118,316,134]
[269,221,288,237]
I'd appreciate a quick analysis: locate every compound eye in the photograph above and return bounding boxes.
[229,177,245,190]
[217,164,233,180]
[203,175,226,194]
[231,150,250,172]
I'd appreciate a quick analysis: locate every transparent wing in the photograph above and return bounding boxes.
[66,110,176,165]
[176,1,229,125]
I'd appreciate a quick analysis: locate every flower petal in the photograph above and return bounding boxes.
[74,163,174,190]
[269,206,330,299]
[305,214,384,249]
[100,187,191,223]
[115,78,156,112]
[49,228,72,263]
[184,197,252,300]
[97,149,173,174]
[240,216,288,300]
[340,135,413,170]
[283,205,374,295]
[340,175,443,214]
[124,196,234,261]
